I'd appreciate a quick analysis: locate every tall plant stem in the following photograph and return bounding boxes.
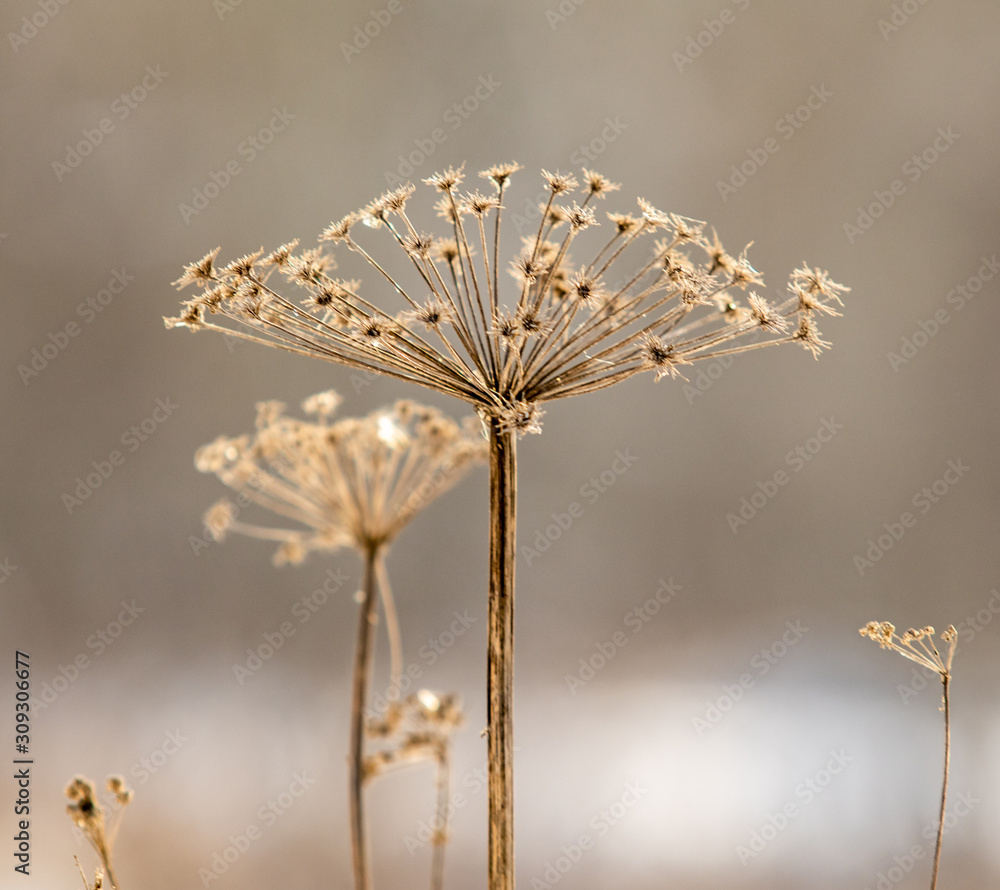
[487,419,516,890]
[350,544,381,890]
[930,674,951,890]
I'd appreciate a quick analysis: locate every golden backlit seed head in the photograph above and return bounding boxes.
[581,168,621,198]
[424,164,466,192]
[172,164,848,435]
[321,214,358,243]
[480,162,523,188]
[541,169,578,195]
[173,247,221,289]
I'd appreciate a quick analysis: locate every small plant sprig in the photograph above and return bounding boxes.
[367,690,463,890]
[65,775,133,890]
[860,622,958,890]
[196,391,485,890]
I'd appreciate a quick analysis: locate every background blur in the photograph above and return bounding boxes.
[2,1,999,887]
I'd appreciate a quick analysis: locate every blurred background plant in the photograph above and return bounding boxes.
[195,391,484,889]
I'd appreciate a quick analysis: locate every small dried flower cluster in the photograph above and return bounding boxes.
[859,621,958,678]
[364,689,463,782]
[66,775,132,887]
[168,165,848,434]
[195,391,487,564]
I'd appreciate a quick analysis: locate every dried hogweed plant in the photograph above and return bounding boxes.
[169,164,848,889]
[65,774,133,889]
[860,622,958,890]
[196,391,485,890]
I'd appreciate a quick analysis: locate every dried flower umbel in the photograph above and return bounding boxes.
[65,775,133,889]
[860,622,957,890]
[197,392,485,890]
[367,689,463,890]
[171,164,848,890]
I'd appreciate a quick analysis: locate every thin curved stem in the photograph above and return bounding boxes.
[930,674,951,890]
[350,545,381,890]
[430,746,450,890]
[375,552,403,696]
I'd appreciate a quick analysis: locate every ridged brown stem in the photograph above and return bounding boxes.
[487,419,516,890]
[350,545,380,890]
[930,674,951,890]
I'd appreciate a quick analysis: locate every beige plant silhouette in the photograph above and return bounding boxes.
[170,164,848,889]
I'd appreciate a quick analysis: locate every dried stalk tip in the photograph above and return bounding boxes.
[859,621,958,677]
[66,774,132,888]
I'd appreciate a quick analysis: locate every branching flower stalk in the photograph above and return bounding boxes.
[860,622,958,890]
[196,392,485,890]
[170,164,848,890]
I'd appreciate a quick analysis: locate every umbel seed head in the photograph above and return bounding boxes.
[168,165,848,433]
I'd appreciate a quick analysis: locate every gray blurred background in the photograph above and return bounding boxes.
[2,1,999,887]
